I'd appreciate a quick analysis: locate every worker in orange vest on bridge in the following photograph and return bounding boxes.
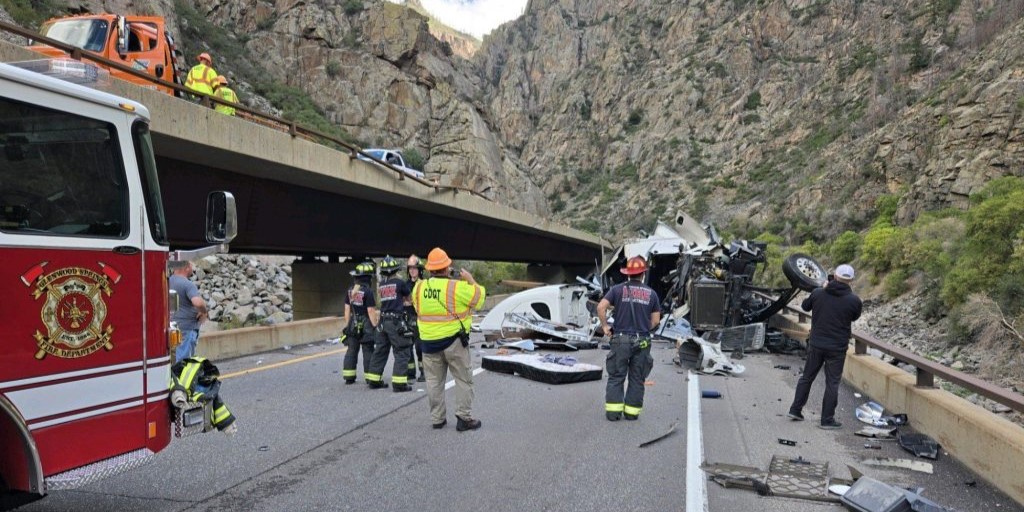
[184,52,218,99]
[213,76,238,116]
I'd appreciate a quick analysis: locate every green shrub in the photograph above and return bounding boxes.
[861,223,906,272]
[0,0,63,28]
[743,90,762,110]
[830,231,860,264]
[343,0,364,15]
[402,147,426,170]
[326,61,343,78]
[884,268,910,298]
[874,194,899,226]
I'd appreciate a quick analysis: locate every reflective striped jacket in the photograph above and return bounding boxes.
[412,277,485,341]
[184,63,218,95]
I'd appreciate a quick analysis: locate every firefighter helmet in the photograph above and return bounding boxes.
[379,255,401,274]
[350,260,376,277]
[620,256,648,275]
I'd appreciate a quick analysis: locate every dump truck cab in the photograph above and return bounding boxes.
[30,14,180,95]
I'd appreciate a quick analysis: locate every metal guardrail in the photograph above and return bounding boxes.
[781,303,1024,415]
[0,20,491,201]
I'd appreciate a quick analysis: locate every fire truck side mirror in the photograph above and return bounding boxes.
[205,191,237,244]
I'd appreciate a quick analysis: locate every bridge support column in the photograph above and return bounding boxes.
[291,260,356,321]
[526,264,594,284]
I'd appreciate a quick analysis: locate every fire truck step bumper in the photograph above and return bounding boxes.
[44,448,155,491]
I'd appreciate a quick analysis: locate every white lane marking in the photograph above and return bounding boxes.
[444,367,485,390]
[686,371,708,512]
[7,370,144,421]
[31,400,144,430]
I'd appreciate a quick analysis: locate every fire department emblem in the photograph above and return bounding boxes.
[20,261,122,359]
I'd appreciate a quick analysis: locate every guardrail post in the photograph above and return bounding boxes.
[70,48,82,61]
[916,369,935,388]
[854,338,867,355]
[289,122,297,138]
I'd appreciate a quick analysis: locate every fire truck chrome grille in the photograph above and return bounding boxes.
[44,448,154,491]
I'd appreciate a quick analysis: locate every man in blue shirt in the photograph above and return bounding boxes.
[597,256,662,421]
[169,260,208,361]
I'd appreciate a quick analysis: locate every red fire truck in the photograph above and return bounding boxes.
[0,60,236,508]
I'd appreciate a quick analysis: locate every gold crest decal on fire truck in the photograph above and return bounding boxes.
[20,261,123,359]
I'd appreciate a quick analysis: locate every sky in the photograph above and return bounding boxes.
[415,0,529,39]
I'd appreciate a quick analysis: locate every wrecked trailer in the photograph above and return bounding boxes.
[601,212,828,373]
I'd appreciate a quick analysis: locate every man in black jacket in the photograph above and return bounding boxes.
[787,264,863,429]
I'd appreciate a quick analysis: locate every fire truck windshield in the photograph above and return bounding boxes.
[0,96,128,238]
[132,121,168,245]
[40,19,110,53]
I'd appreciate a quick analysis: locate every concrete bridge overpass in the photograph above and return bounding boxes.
[0,41,605,267]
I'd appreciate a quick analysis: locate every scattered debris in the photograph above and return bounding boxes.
[326,337,341,344]
[703,323,766,352]
[855,426,897,439]
[854,393,863,398]
[480,354,602,384]
[672,335,746,376]
[898,431,940,460]
[863,444,881,450]
[258,446,269,452]
[965,480,977,487]
[778,438,797,446]
[703,455,843,503]
[841,476,951,512]
[828,484,851,496]
[773,365,791,370]
[856,402,909,427]
[638,422,678,448]
[765,329,806,355]
[860,458,934,474]
[496,339,536,352]
[479,285,595,342]
[539,354,578,366]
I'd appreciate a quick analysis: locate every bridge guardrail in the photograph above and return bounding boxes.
[0,20,491,201]
[781,303,1024,415]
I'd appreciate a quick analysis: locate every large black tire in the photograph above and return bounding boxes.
[782,253,827,292]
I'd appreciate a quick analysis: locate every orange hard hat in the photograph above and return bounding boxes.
[425,247,452,271]
[197,52,212,63]
[620,255,648,275]
[215,75,228,86]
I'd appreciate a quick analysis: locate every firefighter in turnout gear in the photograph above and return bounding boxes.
[342,261,379,384]
[365,256,415,392]
[405,254,426,383]
[170,356,237,434]
[413,248,486,431]
[597,256,662,421]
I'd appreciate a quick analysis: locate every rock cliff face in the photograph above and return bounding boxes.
[474,0,1024,239]
[9,0,1024,243]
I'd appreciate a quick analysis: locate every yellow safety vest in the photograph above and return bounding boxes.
[215,86,238,116]
[412,277,485,341]
[184,63,218,95]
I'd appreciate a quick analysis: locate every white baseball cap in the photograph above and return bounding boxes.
[836,264,855,280]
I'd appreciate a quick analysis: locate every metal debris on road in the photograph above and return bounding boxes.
[856,401,909,427]
[864,443,882,450]
[855,426,897,439]
[638,421,678,448]
[860,457,934,474]
[898,431,941,460]
[773,364,791,370]
[702,390,722,399]
[778,438,797,446]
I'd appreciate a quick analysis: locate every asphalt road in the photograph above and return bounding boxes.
[20,338,689,512]
[17,337,1024,512]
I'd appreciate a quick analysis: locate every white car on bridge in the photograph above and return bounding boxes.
[357,149,425,179]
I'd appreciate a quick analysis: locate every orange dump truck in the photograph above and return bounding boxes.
[29,14,182,95]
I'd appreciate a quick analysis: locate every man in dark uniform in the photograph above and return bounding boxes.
[788,264,863,429]
[342,260,379,384]
[365,256,415,392]
[597,256,662,421]
[405,254,426,383]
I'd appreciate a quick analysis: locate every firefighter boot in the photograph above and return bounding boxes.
[393,382,412,392]
[368,380,387,389]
